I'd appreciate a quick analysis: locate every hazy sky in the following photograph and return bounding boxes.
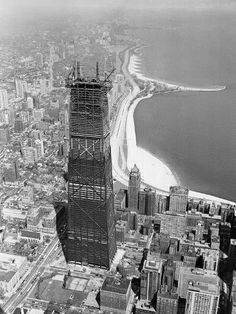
[1,0,236,13]
[0,0,235,32]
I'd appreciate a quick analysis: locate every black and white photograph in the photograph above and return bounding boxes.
[0,0,235,313]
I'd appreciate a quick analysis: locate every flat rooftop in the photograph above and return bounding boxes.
[101,276,130,294]
[0,252,26,269]
[0,253,26,283]
[188,281,220,295]
[0,270,16,282]
[136,300,156,313]
[144,259,162,271]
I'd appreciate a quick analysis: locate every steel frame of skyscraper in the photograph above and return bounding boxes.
[65,62,116,269]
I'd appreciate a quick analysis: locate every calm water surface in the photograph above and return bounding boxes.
[128,9,236,201]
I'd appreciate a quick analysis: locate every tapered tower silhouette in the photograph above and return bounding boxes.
[128,164,141,211]
[65,62,116,269]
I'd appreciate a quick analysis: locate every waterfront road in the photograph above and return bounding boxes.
[110,47,139,187]
[110,47,168,195]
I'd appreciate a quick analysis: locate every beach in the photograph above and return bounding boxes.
[112,45,236,205]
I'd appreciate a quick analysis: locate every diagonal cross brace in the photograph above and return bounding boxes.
[68,195,108,236]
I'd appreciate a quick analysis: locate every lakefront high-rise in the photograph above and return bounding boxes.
[128,164,141,211]
[65,62,116,269]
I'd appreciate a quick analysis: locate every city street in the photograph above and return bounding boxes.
[3,236,59,313]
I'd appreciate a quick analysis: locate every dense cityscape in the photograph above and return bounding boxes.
[0,2,236,314]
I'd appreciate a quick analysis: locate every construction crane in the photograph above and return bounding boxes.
[105,67,116,82]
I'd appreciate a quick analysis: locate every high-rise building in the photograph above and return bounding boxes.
[27,96,34,110]
[169,186,189,214]
[35,52,43,67]
[185,281,220,314]
[100,276,133,313]
[155,195,168,213]
[59,41,66,60]
[138,190,146,215]
[0,89,8,110]
[156,290,178,314]
[0,124,10,143]
[140,260,163,302]
[128,164,141,211]
[162,259,175,292]
[2,160,19,182]
[22,80,28,95]
[65,62,116,269]
[138,188,156,216]
[14,116,24,133]
[40,78,47,95]
[7,108,15,126]
[59,110,65,125]
[48,71,53,92]
[19,111,29,124]
[21,185,34,205]
[34,139,44,159]
[195,220,204,241]
[231,272,236,314]
[64,107,69,125]
[22,146,38,164]
[0,110,9,125]
[228,239,236,264]
[15,79,24,98]
[208,203,216,215]
[178,267,219,299]
[219,222,231,253]
[128,211,138,231]
[145,188,156,216]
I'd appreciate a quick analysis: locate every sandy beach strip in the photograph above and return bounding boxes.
[126,52,179,192]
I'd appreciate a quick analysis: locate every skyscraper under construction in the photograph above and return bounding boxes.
[65,62,116,269]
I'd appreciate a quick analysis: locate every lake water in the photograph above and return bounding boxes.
[127,8,236,201]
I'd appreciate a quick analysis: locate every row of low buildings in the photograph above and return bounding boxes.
[0,252,28,295]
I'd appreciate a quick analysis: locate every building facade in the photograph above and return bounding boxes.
[100,276,133,314]
[22,146,38,163]
[156,292,178,314]
[128,164,141,211]
[0,124,10,144]
[0,89,8,110]
[169,186,189,214]
[185,282,220,314]
[140,260,163,302]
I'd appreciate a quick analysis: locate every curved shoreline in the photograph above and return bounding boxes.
[111,44,236,205]
[129,54,226,93]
